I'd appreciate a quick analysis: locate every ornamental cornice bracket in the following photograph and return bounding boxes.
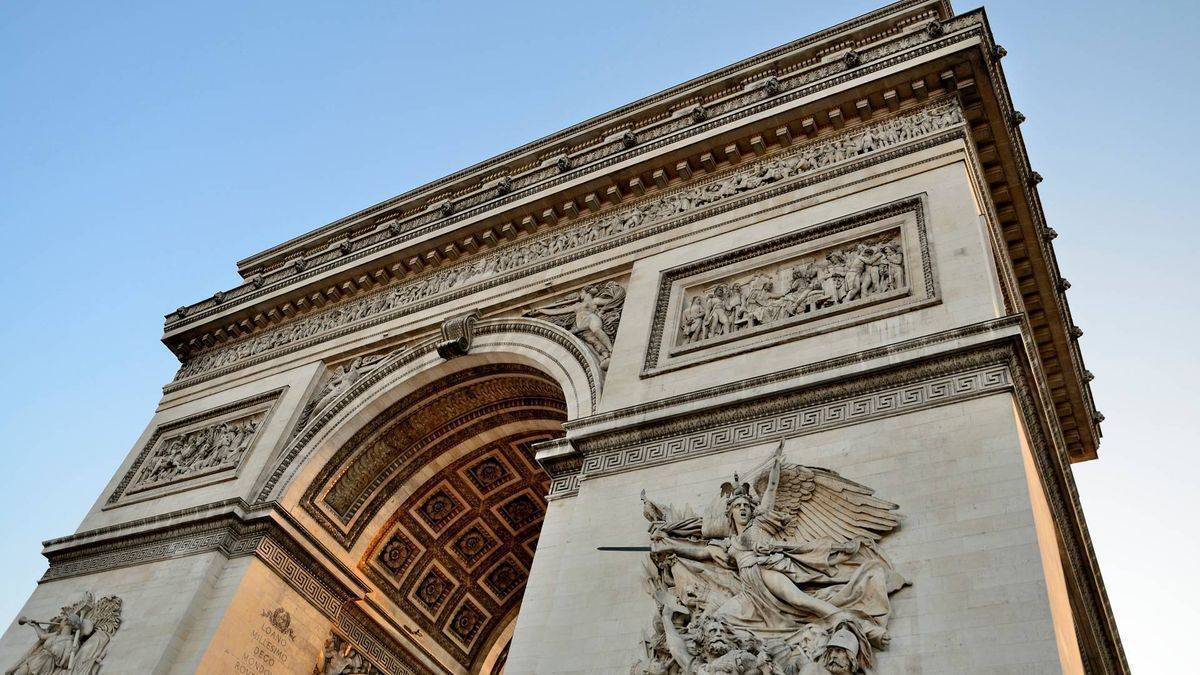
[435,309,481,359]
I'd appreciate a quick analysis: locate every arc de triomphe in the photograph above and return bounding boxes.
[1,2,1126,673]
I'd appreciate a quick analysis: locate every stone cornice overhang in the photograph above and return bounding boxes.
[158,2,1099,462]
[160,0,953,339]
[947,12,1102,461]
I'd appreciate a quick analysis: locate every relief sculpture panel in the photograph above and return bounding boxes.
[645,196,934,375]
[6,592,123,675]
[634,443,905,674]
[127,413,263,493]
[106,391,279,506]
[677,230,905,349]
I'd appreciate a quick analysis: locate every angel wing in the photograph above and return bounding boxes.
[88,595,123,636]
[754,461,899,544]
[593,281,626,339]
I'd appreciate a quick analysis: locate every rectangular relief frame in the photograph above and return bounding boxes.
[105,388,285,508]
[642,195,938,376]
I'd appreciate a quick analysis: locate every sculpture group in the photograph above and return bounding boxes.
[6,593,123,675]
[634,443,905,674]
[679,235,904,346]
[130,415,262,491]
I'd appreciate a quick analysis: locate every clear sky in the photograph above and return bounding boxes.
[1,1,1196,671]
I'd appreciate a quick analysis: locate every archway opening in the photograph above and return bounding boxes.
[326,362,565,673]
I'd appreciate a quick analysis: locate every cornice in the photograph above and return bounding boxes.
[947,11,1102,459]
[227,1,951,275]
[165,97,972,390]
[161,2,961,340]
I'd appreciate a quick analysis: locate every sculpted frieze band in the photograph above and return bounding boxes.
[164,13,984,332]
[678,230,905,350]
[171,100,963,386]
[634,443,904,674]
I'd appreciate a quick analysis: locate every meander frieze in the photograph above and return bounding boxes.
[163,8,981,332]
[549,344,1019,500]
[168,100,965,389]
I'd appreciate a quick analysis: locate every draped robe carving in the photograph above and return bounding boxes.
[634,443,906,674]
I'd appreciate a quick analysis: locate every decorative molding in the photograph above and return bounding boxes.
[105,389,283,507]
[435,309,481,359]
[546,344,1020,499]
[163,5,974,330]
[257,319,599,506]
[585,316,1022,438]
[561,364,1010,497]
[167,100,965,389]
[643,195,935,375]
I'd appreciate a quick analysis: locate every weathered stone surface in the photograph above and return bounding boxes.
[1,3,1122,674]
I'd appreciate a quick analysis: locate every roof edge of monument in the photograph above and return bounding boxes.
[164,0,953,327]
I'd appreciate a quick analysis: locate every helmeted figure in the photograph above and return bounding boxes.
[635,442,906,674]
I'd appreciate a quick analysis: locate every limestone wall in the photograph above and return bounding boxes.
[508,393,1082,673]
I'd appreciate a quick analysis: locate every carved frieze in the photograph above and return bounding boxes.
[634,442,905,674]
[129,414,263,492]
[645,196,936,375]
[106,391,280,506]
[7,591,124,675]
[170,101,964,388]
[164,12,985,333]
[677,229,905,348]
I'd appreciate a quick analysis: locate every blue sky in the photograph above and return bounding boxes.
[1,1,1196,670]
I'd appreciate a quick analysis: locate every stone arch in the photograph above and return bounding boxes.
[259,317,602,507]
[257,318,598,672]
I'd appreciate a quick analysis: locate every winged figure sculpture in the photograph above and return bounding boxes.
[633,442,906,675]
[8,592,123,675]
[525,281,625,369]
